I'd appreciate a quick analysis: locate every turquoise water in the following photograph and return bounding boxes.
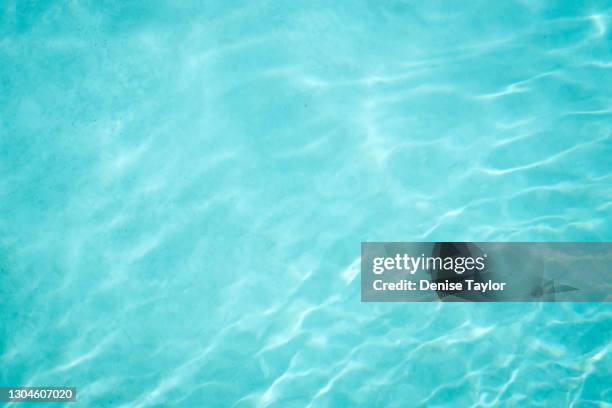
[1,1,612,407]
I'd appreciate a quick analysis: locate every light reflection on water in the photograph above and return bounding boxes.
[1,1,611,407]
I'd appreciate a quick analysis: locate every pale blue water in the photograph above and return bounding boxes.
[1,1,612,407]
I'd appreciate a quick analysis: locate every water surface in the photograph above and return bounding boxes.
[1,1,611,407]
